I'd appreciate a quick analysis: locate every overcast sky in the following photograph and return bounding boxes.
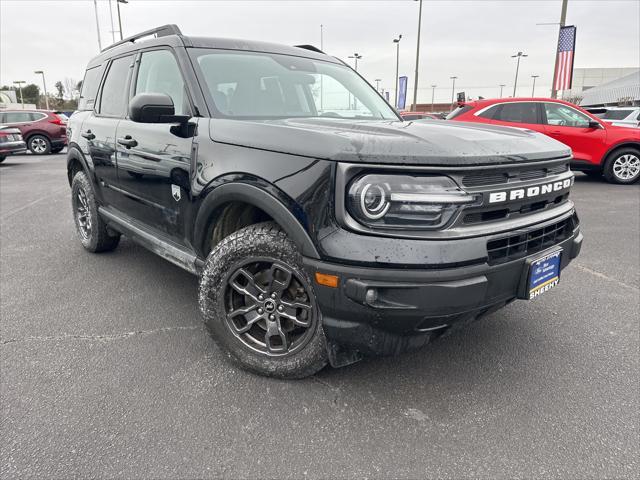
[1,0,638,103]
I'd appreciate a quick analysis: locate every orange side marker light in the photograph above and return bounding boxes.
[315,272,339,288]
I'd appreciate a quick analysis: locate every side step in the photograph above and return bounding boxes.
[98,207,202,275]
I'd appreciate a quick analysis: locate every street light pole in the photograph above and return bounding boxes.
[393,35,402,109]
[117,0,128,41]
[450,76,457,109]
[412,0,423,112]
[348,53,362,72]
[108,0,116,43]
[13,81,26,109]
[93,0,102,50]
[551,0,569,99]
[320,24,324,112]
[531,75,540,96]
[375,79,382,92]
[430,84,436,112]
[34,71,49,110]
[511,51,528,97]
[499,84,506,98]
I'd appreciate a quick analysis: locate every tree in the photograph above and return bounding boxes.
[21,84,40,106]
[54,81,64,107]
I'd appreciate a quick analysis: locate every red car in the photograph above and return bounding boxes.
[447,98,640,184]
[0,109,68,155]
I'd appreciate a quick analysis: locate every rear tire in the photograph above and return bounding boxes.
[199,222,328,379]
[71,171,120,252]
[27,135,51,155]
[0,155,6,163]
[603,148,640,184]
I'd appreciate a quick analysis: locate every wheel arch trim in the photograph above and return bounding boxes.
[194,182,320,260]
[602,141,640,163]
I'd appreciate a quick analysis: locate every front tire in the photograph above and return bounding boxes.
[28,135,51,155]
[603,148,640,184]
[199,222,328,379]
[71,171,120,252]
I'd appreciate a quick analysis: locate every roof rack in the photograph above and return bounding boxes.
[294,44,325,54]
[101,24,182,53]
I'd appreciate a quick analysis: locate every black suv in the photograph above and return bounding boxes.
[67,25,583,378]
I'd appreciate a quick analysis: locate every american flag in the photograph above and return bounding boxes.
[554,26,577,91]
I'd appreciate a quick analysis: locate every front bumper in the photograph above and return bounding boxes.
[303,211,582,365]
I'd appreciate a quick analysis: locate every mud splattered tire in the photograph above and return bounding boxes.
[199,222,328,379]
[71,171,120,252]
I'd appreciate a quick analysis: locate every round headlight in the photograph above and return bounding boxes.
[360,183,390,219]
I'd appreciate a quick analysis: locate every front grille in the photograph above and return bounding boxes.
[464,193,570,224]
[486,213,577,264]
[461,163,569,187]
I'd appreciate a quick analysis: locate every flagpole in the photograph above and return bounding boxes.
[551,0,569,99]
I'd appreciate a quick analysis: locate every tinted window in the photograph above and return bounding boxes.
[494,103,538,124]
[544,103,591,127]
[135,49,189,116]
[4,112,32,123]
[79,65,105,111]
[28,112,46,121]
[99,55,133,116]
[476,105,498,119]
[602,109,633,120]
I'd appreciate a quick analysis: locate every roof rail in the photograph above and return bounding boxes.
[101,24,182,53]
[294,44,325,54]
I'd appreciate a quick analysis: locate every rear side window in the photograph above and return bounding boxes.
[445,105,472,120]
[602,109,633,120]
[493,102,538,124]
[402,114,423,121]
[3,112,32,123]
[135,49,189,116]
[476,105,499,119]
[79,65,105,111]
[28,112,46,121]
[99,55,134,117]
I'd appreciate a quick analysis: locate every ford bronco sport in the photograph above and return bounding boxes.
[67,25,583,378]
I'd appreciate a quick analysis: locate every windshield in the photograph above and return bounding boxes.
[192,49,398,120]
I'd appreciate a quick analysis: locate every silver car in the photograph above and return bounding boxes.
[593,107,640,128]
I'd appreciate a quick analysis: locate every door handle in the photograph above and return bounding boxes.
[117,135,138,148]
[81,130,95,140]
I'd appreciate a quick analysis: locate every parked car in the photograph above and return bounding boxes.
[586,106,640,129]
[400,111,444,120]
[0,109,68,155]
[67,25,582,378]
[447,98,640,184]
[0,125,27,162]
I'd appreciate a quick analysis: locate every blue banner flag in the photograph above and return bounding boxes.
[397,76,408,110]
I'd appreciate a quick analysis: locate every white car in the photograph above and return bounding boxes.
[590,107,640,128]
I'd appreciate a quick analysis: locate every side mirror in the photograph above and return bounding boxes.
[128,93,188,124]
[588,120,603,129]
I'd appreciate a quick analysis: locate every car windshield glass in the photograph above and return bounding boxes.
[192,49,398,120]
[602,109,634,120]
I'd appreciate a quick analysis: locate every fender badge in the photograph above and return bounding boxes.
[171,184,181,202]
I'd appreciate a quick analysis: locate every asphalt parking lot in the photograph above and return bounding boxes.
[1,152,638,478]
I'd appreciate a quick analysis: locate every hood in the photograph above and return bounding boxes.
[209,117,571,165]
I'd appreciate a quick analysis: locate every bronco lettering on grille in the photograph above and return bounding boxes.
[488,178,573,204]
